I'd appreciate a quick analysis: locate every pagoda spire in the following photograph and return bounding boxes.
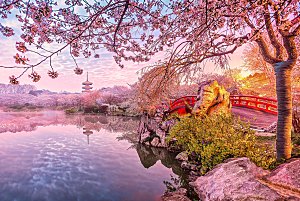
[82,72,93,93]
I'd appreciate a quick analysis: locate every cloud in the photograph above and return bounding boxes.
[0,25,245,92]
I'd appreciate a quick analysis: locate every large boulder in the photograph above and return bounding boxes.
[192,80,231,116]
[190,157,283,201]
[264,159,300,192]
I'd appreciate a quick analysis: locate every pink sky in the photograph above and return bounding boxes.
[0,37,165,92]
[0,34,246,93]
[0,3,249,93]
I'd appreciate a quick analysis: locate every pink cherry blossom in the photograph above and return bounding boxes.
[9,75,19,85]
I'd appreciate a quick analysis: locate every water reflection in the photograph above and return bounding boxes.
[82,128,93,144]
[137,144,182,174]
[136,144,192,195]
[0,111,191,201]
[0,111,139,134]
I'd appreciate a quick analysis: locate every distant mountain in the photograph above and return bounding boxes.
[0,83,36,94]
[98,86,130,95]
[28,89,57,96]
[0,84,76,95]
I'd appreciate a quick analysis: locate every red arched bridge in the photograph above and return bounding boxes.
[163,95,278,128]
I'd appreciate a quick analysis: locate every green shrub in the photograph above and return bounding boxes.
[168,113,276,173]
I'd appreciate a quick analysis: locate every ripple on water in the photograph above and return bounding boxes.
[0,123,184,201]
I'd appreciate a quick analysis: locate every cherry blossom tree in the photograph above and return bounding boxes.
[81,90,101,107]
[0,0,300,159]
[243,42,300,93]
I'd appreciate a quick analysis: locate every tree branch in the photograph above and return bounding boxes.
[255,35,282,64]
[113,0,129,52]
[263,4,284,59]
[282,35,298,62]
[0,0,20,9]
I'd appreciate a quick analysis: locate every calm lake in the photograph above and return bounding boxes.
[0,111,188,201]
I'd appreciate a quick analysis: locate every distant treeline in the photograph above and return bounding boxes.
[0,83,36,94]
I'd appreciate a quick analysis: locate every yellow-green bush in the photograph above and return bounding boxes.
[168,113,276,173]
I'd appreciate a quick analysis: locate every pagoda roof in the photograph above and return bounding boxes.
[82,80,93,85]
[82,86,93,89]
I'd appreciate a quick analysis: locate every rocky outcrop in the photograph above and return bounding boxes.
[264,159,300,194]
[192,80,231,116]
[139,123,168,147]
[137,113,175,148]
[190,157,283,201]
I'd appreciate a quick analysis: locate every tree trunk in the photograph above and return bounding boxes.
[275,61,294,160]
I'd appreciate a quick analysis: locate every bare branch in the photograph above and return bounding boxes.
[282,35,298,62]
[113,0,129,51]
[255,35,282,64]
[0,0,20,9]
[263,4,284,59]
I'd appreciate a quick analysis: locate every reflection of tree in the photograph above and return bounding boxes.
[136,144,184,177]
[0,111,139,134]
[83,127,93,144]
[137,144,159,168]
[135,144,194,196]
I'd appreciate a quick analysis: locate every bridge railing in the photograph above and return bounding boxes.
[169,96,197,115]
[230,95,278,115]
[170,96,197,109]
[167,95,278,115]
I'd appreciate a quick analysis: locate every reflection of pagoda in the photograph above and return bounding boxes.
[83,127,93,144]
[82,72,93,93]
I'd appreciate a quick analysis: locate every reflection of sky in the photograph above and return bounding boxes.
[0,125,178,201]
[0,12,245,92]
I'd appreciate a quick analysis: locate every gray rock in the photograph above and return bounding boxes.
[175,151,189,161]
[139,118,168,147]
[150,129,168,147]
[264,159,300,192]
[190,157,283,201]
[181,161,198,171]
